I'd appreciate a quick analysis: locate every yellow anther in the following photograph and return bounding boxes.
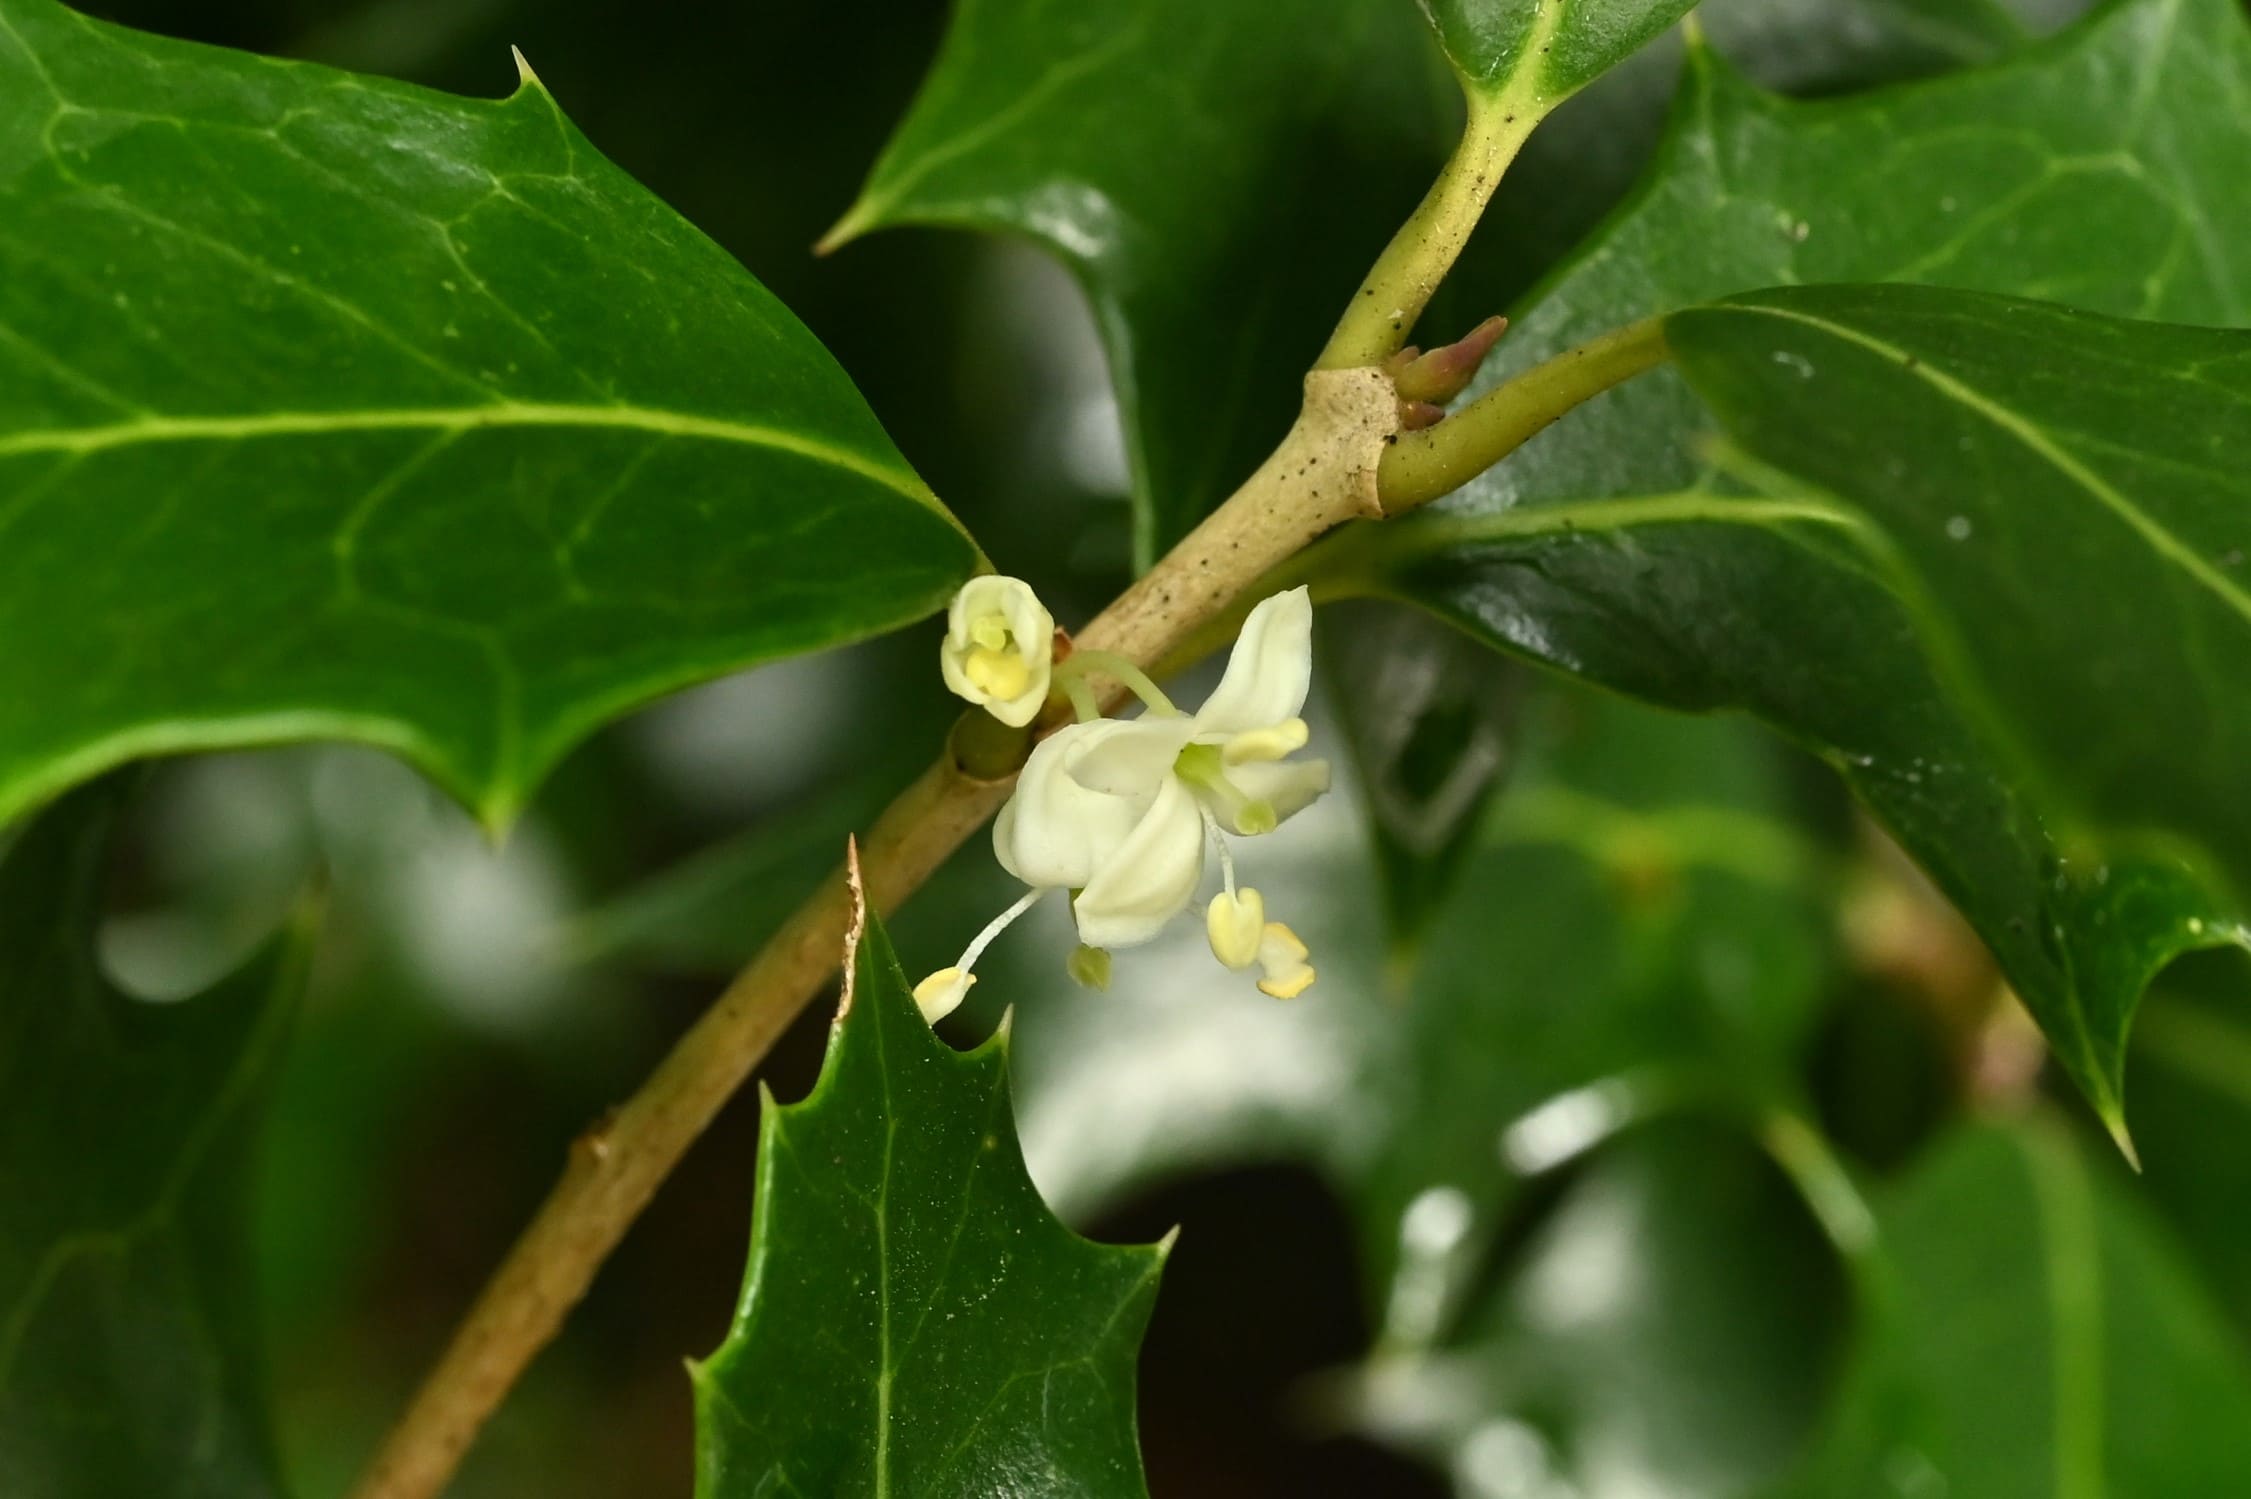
[1223,718,1310,765]
[1255,923,1315,1000]
[1205,887,1266,969]
[963,646,1031,701]
[913,966,976,1023]
[969,615,1011,652]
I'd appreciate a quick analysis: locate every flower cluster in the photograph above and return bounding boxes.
[920,579,1328,1021]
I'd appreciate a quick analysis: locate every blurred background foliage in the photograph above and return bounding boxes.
[66,0,2251,1495]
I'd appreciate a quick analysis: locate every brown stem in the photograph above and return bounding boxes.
[347,368,1399,1499]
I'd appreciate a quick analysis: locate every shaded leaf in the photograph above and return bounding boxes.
[1769,1119,2251,1499]
[0,778,312,1499]
[0,0,978,830]
[1345,1121,1851,1499]
[693,896,1167,1497]
[1005,687,1834,1328]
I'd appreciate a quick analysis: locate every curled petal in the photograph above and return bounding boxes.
[1195,586,1313,735]
[994,721,1142,889]
[1072,776,1206,949]
[1066,714,1196,796]
[1224,756,1331,828]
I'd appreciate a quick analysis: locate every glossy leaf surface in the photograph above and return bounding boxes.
[0,779,311,1499]
[824,0,1447,566]
[1336,0,2251,1128]
[1421,0,1700,94]
[0,0,977,829]
[693,900,1167,1497]
[1657,284,2251,1119]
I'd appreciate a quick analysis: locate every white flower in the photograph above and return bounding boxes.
[939,575,1055,727]
[997,586,1329,951]
[910,586,1330,1018]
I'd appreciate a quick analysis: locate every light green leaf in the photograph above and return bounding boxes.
[1770,1119,2251,1498]
[692,897,1167,1497]
[0,778,313,1499]
[1330,0,2251,1132]
[1420,0,1700,95]
[0,0,978,830]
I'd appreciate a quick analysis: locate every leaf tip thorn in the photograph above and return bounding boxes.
[511,45,542,89]
[814,201,876,258]
[2105,1110,2142,1173]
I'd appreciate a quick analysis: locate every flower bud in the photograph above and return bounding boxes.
[940,576,1054,727]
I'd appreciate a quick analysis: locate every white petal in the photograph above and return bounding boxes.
[1066,714,1196,795]
[993,721,1143,889]
[1072,776,1206,949]
[1226,756,1331,826]
[1195,586,1313,735]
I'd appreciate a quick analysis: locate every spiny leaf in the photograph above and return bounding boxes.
[0,777,313,1499]
[1660,284,2251,1123]
[0,0,978,830]
[1335,0,2251,1134]
[692,883,1167,1497]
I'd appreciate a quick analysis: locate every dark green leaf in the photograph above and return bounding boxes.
[0,778,312,1499]
[1770,1119,2251,1498]
[692,897,1167,1497]
[1652,284,2251,1120]
[823,0,1449,566]
[1334,0,2251,1131]
[1421,0,1699,95]
[2123,952,2251,1332]
[0,0,978,830]
[836,0,2087,572]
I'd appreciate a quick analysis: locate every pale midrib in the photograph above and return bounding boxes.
[1724,302,2251,631]
[0,401,933,506]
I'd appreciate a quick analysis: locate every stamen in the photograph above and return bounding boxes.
[1200,806,1239,896]
[968,616,1011,652]
[1222,718,1309,765]
[1255,922,1315,999]
[956,885,1048,974]
[1206,887,1265,970]
[963,646,1031,700]
[1176,743,1278,836]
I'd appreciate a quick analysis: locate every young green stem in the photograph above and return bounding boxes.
[1316,87,1542,371]
[1376,315,1672,509]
